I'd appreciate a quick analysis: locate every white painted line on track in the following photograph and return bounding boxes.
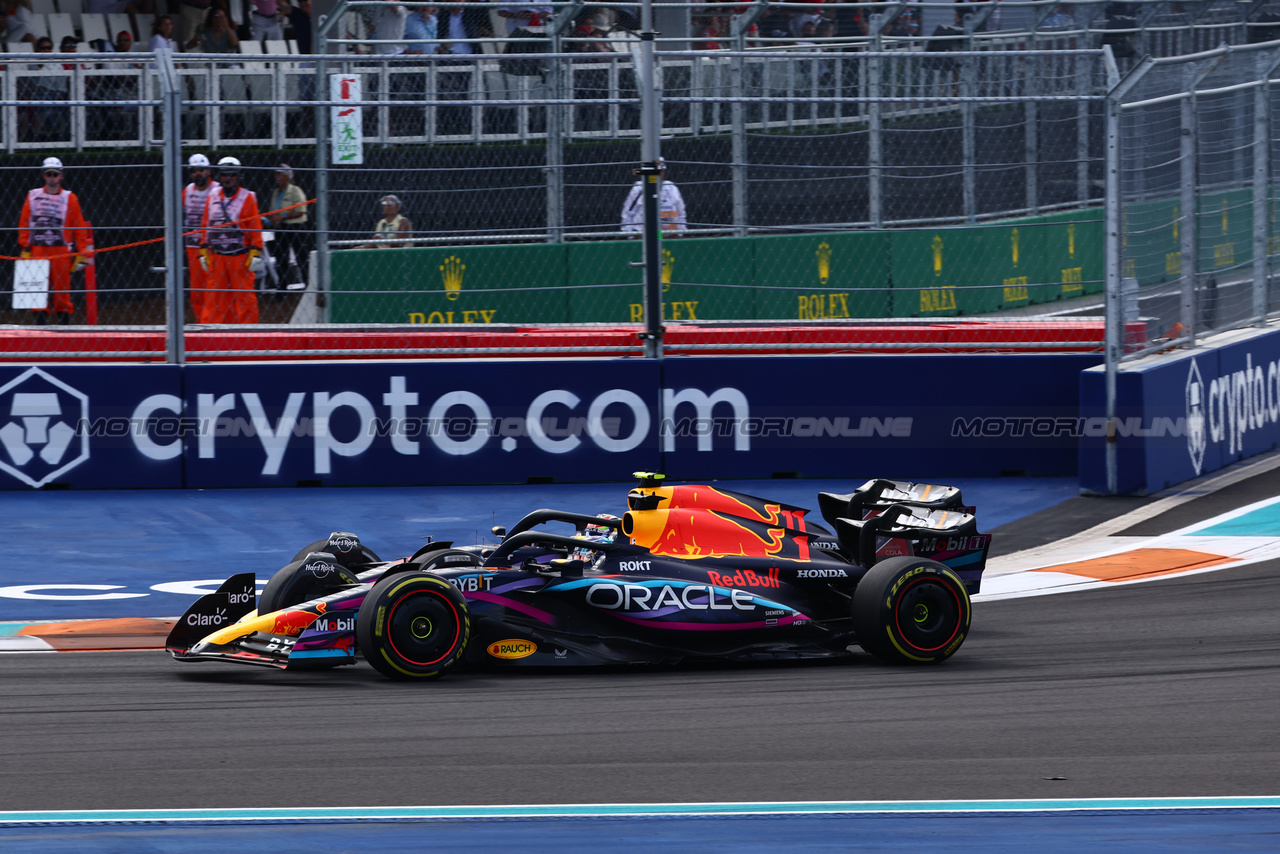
[2,796,1279,824]
[0,637,54,651]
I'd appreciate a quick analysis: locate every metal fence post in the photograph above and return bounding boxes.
[961,53,977,223]
[157,49,184,365]
[546,20,567,243]
[1253,51,1280,324]
[314,2,347,323]
[1104,85,1121,495]
[1179,66,1199,343]
[731,32,748,237]
[639,0,663,358]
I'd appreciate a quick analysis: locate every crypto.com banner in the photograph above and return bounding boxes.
[1080,327,1280,494]
[0,355,1100,490]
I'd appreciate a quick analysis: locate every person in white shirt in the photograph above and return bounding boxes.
[620,158,687,233]
[149,14,178,50]
[368,0,407,54]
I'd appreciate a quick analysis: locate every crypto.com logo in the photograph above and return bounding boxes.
[0,367,89,488]
[1186,358,1207,476]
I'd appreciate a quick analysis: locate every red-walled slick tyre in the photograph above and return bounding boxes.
[356,572,470,680]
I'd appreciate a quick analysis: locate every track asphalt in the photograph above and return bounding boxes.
[2,466,1279,851]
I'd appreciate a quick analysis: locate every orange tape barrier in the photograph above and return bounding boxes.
[0,198,316,263]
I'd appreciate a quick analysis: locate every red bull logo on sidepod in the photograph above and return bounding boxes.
[623,508,811,560]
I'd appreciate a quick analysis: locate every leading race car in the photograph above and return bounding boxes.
[166,475,991,680]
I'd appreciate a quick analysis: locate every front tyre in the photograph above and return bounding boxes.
[356,572,470,680]
[851,556,971,665]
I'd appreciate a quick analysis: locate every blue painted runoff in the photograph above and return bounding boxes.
[1,808,1278,853]
[0,477,1075,621]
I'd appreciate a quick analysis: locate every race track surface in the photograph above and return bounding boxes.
[3,560,1277,811]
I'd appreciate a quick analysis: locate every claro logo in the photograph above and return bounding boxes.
[187,607,227,626]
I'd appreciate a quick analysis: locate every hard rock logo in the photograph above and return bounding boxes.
[440,255,464,301]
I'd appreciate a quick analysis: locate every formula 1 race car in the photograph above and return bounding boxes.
[166,475,991,680]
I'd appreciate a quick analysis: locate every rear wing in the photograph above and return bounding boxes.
[834,505,990,594]
[818,479,972,529]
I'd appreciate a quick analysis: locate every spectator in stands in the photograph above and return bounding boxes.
[368,0,408,55]
[694,15,726,50]
[885,5,919,37]
[1041,3,1076,28]
[403,5,437,54]
[265,163,309,289]
[497,3,552,37]
[284,0,312,54]
[621,158,687,234]
[19,157,89,324]
[177,0,212,46]
[109,29,134,53]
[2,1,35,45]
[833,1,867,39]
[359,195,413,248]
[436,0,489,54]
[18,37,70,142]
[251,0,285,42]
[186,8,239,52]
[93,32,142,139]
[150,15,178,51]
[790,4,823,37]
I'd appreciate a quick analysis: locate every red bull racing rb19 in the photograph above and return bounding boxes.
[167,474,991,680]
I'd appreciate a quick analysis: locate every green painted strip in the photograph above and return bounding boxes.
[2,797,1279,824]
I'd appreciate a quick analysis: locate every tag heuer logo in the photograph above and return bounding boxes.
[1186,358,1206,476]
[0,367,90,488]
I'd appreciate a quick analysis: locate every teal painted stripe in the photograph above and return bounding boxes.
[3,797,1279,824]
[1195,499,1280,536]
[0,621,71,637]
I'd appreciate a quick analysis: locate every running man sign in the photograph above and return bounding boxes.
[331,74,364,165]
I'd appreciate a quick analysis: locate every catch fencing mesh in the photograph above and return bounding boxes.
[1115,42,1280,361]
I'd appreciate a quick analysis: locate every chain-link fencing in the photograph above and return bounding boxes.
[6,20,1280,362]
[1111,41,1280,361]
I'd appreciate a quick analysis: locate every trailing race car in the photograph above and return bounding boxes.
[166,475,991,680]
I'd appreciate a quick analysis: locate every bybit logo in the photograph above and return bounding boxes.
[440,255,464,301]
[816,241,831,285]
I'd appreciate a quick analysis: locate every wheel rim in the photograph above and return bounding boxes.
[386,590,461,667]
[893,577,961,653]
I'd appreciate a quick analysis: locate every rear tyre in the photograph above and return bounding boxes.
[851,556,971,665]
[356,572,470,680]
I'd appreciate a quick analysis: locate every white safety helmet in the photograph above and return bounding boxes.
[41,156,64,173]
[188,153,210,168]
[217,156,242,174]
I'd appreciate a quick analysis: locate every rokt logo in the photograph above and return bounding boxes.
[0,367,89,488]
